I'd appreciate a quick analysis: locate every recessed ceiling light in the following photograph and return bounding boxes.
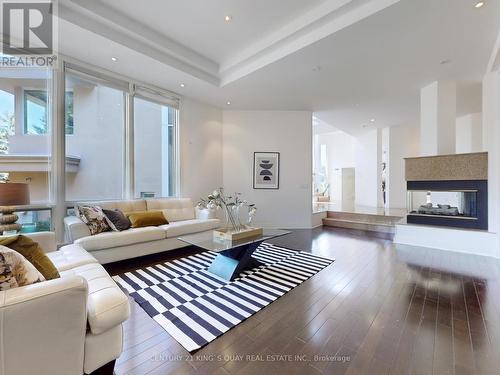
[224,15,232,22]
[180,83,185,88]
[226,101,231,105]
[440,59,452,65]
[111,57,118,62]
[475,1,485,8]
[370,118,376,123]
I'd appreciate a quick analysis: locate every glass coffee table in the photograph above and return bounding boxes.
[178,229,291,281]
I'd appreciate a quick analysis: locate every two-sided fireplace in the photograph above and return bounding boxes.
[405,152,488,231]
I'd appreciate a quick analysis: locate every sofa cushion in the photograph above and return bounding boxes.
[75,227,166,251]
[146,198,195,222]
[78,199,147,214]
[160,218,221,238]
[60,263,130,335]
[47,244,98,272]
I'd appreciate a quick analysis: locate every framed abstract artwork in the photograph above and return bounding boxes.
[253,152,280,189]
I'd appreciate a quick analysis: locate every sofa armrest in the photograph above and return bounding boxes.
[61,264,130,335]
[0,276,88,375]
[23,231,57,253]
[64,215,91,243]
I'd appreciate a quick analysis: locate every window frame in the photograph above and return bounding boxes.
[61,61,180,202]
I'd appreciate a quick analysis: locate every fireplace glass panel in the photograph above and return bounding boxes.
[407,190,478,219]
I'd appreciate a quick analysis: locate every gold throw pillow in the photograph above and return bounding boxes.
[125,211,169,228]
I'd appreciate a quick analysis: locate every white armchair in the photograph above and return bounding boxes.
[0,232,130,375]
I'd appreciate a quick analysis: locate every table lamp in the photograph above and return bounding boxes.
[0,182,30,234]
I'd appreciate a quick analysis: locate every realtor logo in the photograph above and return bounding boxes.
[2,1,53,55]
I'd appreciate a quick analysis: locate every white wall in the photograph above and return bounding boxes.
[385,126,420,209]
[317,131,356,170]
[456,113,483,154]
[316,131,355,200]
[179,97,223,203]
[223,110,313,228]
[354,129,382,207]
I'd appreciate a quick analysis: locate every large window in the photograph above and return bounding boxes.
[0,69,52,206]
[0,89,14,156]
[65,71,126,202]
[1,62,180,236]
[17,209,52,233]
[134,97,177,198]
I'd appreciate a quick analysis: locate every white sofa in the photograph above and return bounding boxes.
[0,232,130,375]
[64,198,220,264]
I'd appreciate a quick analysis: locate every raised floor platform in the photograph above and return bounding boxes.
[314,201,406,217]
[322,210,404,239]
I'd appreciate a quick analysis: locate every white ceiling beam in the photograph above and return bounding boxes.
[219,0,353,74]
[59,0,220,85]
[219,0,402,86]
[487,30,500,73]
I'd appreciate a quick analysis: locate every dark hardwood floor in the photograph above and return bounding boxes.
[104,227,500,375]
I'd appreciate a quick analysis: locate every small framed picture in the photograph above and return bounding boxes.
[253,152,280,189]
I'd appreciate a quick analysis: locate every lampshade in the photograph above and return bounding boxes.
[0,183,30,206]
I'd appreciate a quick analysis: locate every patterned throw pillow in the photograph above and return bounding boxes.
[0,235,60,280]
[75,205,112,235]
[0,245,45,291]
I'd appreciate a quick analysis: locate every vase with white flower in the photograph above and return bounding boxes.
[197,188,261,240]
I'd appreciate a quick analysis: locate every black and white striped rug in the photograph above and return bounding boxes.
[113,243,333,352]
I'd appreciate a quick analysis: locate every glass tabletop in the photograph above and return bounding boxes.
[178,229,291,252]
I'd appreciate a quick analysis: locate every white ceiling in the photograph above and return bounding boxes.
[57,0,500,135]
[87,0,328,65]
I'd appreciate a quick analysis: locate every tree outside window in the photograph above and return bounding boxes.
[24,90,74,135]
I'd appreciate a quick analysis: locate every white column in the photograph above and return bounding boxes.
[456,113,483,154]
[385,125,420,209]
[483,71,500,235]
[124,83,134,200]
[376,128,383,208]
[14,86,23,135]
[52,61,66,244]
[420,81,457,156]
[354,129,383,208]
